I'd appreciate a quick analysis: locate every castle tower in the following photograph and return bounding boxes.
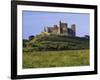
[59,21,68,35]
[61,23,68,35]
[71,24,76,36]
[58,20,62,34]
[46,27,49,33]
[44,27,46,32]
[44,26,49,33]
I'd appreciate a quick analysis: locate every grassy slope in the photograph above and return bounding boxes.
[23,49,89,68]
[23,35,89,52]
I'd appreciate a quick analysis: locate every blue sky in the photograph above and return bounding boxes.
[22,11,90,39]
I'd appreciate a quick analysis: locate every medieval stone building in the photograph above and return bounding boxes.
[44,21,76,37]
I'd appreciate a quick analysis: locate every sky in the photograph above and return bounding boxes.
[22,11,90,39]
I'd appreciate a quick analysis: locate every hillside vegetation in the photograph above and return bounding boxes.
[23,34,89,51]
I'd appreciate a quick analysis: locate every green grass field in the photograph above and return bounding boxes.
[23,49,89,68]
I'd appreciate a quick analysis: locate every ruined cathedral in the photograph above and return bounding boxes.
[43,21,76,37]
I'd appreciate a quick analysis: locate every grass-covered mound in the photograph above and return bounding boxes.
[23,34,89,51]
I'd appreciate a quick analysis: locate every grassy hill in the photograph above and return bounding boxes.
[23,34,89,51]
[23,34,90,68]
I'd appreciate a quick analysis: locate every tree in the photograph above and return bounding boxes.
[29,35,35,40]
